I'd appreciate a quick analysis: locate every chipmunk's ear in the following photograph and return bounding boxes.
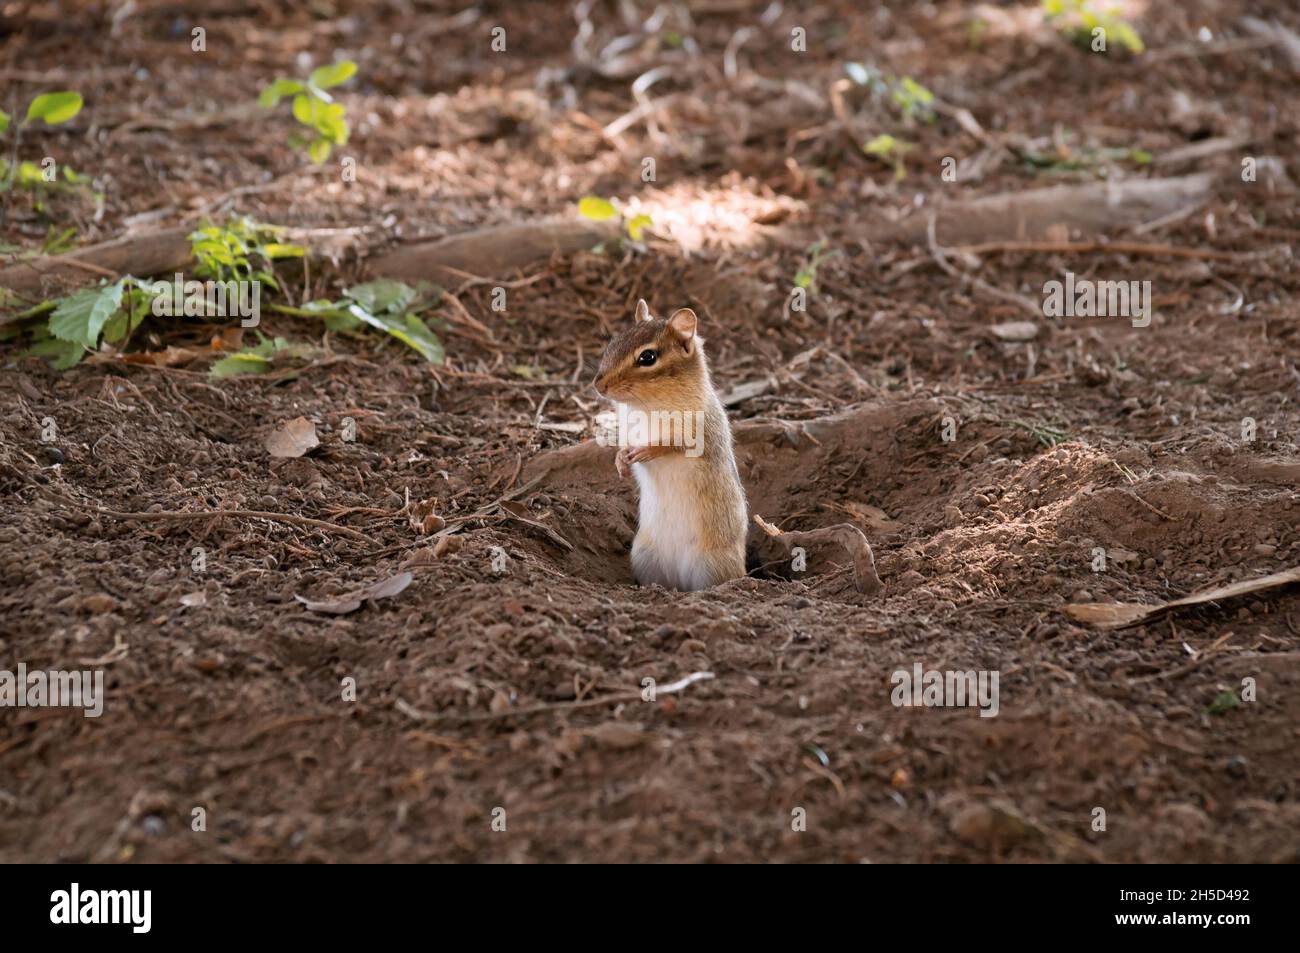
[667,308,697,352]
[634,298,651,322]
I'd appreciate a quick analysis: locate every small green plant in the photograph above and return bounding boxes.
[1207,690,1240,716]
[15,220,448,372]
[890,77,936,123]
[22,275,158,368]
[17,219,300,369]
[1017,136,1152,177]
[189,217,305,289]
[258,60,356,163]
[0,159,85,192]
[577,196,654,242]
[270,279,445,364]
[843,65,936,124]
[0,91,83,133]
[794,239,840,295]
[863,133,914,180]
[1042,0,1144,55]
[210,334,315,378]
[0,225,79,257]
[1,91,83,197]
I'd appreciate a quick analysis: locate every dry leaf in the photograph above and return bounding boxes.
[211,327,245,351]
[840,502,904,534]
[586,722,646,750]
[406,496,446,535]
[991,321,1039,342]
[949,799,1044,848]
[294,594,363,615]
[121,346,199,367]
[266,416,320,458]
[433,535,463,557]
[1064,566,1300,629]
[1061,602,1152,628]
[295,571,414,615]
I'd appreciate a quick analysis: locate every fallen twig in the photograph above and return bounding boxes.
[927,215,1041,317]
[753,513,882,595]
[955,239,1275,261]
[395,671,715,723]
[84,505,368,541]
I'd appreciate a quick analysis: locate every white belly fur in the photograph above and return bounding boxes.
[630,452,741,591]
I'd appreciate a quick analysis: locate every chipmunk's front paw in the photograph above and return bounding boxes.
[615,446,633,479]
[625,445,669,465]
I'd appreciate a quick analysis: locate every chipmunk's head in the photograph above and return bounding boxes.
[593,299,705,408]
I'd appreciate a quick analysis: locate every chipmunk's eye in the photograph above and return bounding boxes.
[635,348,658,367]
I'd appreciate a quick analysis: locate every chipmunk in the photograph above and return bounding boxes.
[593,299,747,591]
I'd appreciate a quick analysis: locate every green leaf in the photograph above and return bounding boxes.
[210,352,273,378]
[315,102,348,143]
[626,214,652,241]
[309,60,357,90]
[100,286,152,344]
[864,134,908,157]
[347,304,444,363]
[25,91,83,125]
[258,79,304,108]
[578,196,618,221]
[249,335,290,358]
[101,312,128,344]
[16,161,47,188]
[1207,690,1240,716]
[391,315,444,364]
[1113,23,1145,54]
[292,93,324,126]
[345,279,417,316]
[898,77,933,104]
[0,108,8,134]
[308,138,332,164]
[323,310,362,332]
[42,226,78,255]
[25,336,85,369]
[48,281,124,348]
[262,242,306,259]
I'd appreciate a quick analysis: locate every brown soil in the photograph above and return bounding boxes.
[1,0,1298,863]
